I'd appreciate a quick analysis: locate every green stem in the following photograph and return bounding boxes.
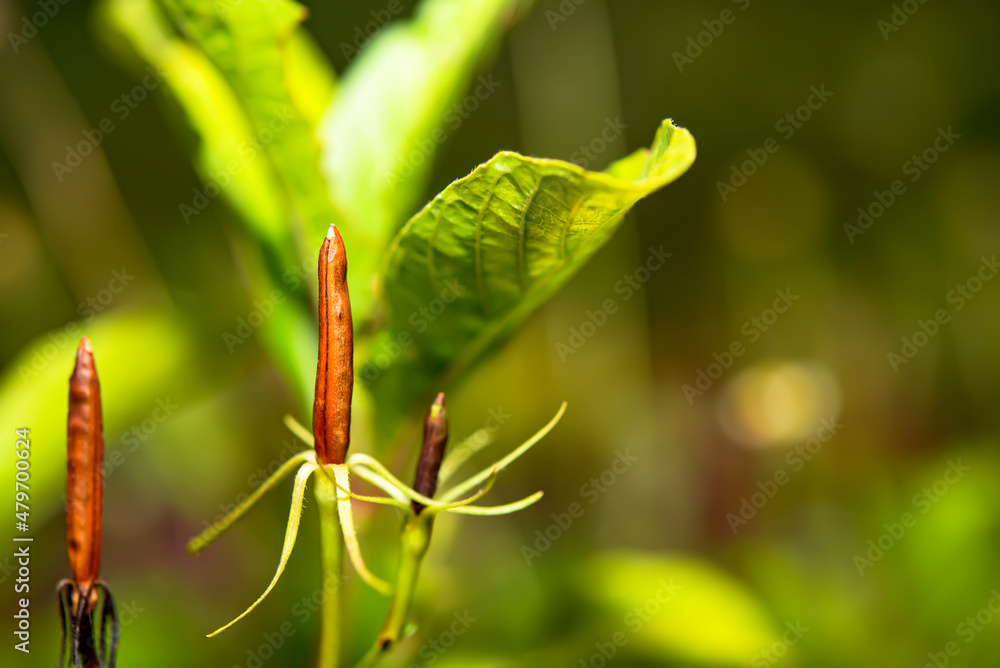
[315,473,344,668]
[353,516,431,668]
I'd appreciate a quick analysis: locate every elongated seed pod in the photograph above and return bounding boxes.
[412,393,448,514]
[313,225,354,465]
[66,337,104,595]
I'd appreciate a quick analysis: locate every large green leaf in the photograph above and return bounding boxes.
[319,0,527,319]
[365,119,695,442]
[101,0,323,407]
[101,0,287,250]
[283,29,337,129]
[159,0,342,279]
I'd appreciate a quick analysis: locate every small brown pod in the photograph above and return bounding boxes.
[412,393,449,514]
[313,225,354,465]
[60,338,118,668]
[66,337,104,598]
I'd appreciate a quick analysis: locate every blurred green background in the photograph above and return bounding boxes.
[2,0,1000,666]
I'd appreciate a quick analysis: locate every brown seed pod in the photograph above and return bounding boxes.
[66,337,104,596]
[412,393,448,514]
[313,225,354,465]
[61,338,119,668]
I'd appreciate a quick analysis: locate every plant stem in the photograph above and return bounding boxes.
[353,517,431,668]
[315,472,343,668]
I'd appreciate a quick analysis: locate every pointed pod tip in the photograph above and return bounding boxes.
[323,224,345,264]
[429,392,446,422]
[73,337,96,377]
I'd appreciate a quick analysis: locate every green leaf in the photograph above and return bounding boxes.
[100,0,288,250]
[103,0,335,406]
[227,230,317,414]
[578,551,781,665]
[284,30,336,129]
[159,0,342,278]
[318,0,527,319]
[365,119,695,443]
